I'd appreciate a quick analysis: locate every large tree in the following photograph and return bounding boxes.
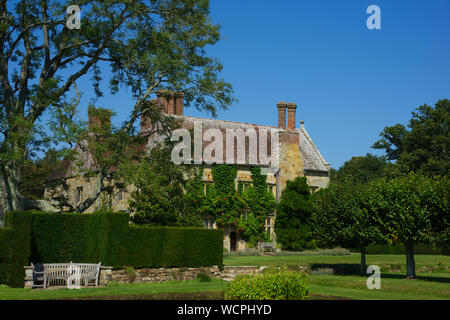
[372,99,449,177]
[0,0,234,221]
[331,153,388,185]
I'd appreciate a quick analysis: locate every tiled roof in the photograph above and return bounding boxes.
[298,126,329,172]
[165,115,330,172]
[52,114,329,180]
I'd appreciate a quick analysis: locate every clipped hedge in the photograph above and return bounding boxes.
[125,226,223,268]
[0,211,223,287]
[30,212,129,266]
[0,211,33,287]
[225,269,309,300]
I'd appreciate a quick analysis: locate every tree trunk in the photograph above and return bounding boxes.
[0,173,9,227]
[360,246,367,275]
[73,171,105,213]
[0,162,60,226]
[0,161,106,226]
[405,242,416,279]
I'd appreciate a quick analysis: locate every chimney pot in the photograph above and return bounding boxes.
[174,92,184,116]
[156,90,184,115]
[276,101,287,129]
[88,106,112,134]
[287,102,297,131]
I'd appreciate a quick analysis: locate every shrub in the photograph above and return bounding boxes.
[124,266,136,283]
[196,272,212,282]
[225,269,309,300]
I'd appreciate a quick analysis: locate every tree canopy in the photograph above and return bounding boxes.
[331,153,388,184]
[0,0,234,220]
[363,173,449,278]
[312,179,385,273]
[372,99,449,177]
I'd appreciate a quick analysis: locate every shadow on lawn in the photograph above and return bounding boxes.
[380,273,450,284]
[308,263,360,276]
[307,263,450,284]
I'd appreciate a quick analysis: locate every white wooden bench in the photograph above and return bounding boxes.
[258,242,275,253]
[31,262,101,288]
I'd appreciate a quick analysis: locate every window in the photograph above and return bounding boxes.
[265,218,272,234]
[75,187,83,203]
[268,184,276,197]
[239,181,251,192]
[116,191,123,201]
[203,218,215,229]
[203,182,213,195]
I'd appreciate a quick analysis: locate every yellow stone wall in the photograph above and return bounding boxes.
[45,176,134,213]
[278,132,304,197]
[52,166,277,214]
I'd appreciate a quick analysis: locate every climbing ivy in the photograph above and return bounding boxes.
[185,164,277,247]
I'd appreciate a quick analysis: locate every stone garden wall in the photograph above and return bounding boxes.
[99,266,266,285]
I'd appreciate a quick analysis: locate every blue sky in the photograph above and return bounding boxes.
[75,0,450,169]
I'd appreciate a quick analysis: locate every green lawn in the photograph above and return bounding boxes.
[223,253,450,269]
[0,279,228,300]
[1,254,448,300]
[308,272,449,300]
[223,253,450,300]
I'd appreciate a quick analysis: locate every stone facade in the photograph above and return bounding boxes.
[46,94,330,251]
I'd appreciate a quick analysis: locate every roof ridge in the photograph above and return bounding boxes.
[173,114,278,129]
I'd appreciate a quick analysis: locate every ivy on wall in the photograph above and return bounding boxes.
[185,164,277,247]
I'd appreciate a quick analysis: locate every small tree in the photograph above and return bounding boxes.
[124,143,203,227]
[312,179,384,274]
[275,177,315,251]
[367,174,449,278]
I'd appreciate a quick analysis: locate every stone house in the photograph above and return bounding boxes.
[46,93,330,252]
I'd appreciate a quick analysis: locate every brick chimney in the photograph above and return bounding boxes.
[174,92,184,116]
[156,91,184,116]
[277,101,287,129]
[287,103,297,131]
[88,106,112,134]
[140,91,184,134]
